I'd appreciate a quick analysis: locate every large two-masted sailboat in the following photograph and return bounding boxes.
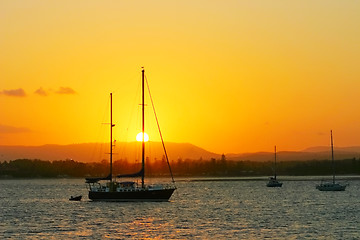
[85,69,176,201]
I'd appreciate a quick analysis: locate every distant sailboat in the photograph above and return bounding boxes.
[266,146,283,187]
[316,130,347,191]
[85,68,176,201]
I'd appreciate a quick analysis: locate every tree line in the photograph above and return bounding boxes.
[0,156,360,178]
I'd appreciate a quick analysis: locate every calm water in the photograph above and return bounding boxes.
[1,178,359,239]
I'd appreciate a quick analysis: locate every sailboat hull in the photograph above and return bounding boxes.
[266,178,283,187]
[266,176,282,187]
[88,188,176,202]
[316,183,346,191]
[266,182,283,187]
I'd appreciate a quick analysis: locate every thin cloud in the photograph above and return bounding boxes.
[0,88,26,97]
[34,87,48,96]
[0,124,30,134]
[55,87,77,95]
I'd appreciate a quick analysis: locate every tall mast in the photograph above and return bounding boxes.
[110,93,114,182]
[331,130,335,184]
[274,145,277,180]
[141,68,145,188]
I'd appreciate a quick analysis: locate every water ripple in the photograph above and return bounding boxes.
[1,179,360,239]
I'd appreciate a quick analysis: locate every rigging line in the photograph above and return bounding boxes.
[111,71,139,96]
[119,77,141,160]
[145,75,176,185]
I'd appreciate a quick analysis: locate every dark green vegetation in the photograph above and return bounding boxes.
[1,156,360,178]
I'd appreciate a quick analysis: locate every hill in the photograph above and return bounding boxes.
[0,142,221,162]
[227,147,360,162]
[302,146,360,153]
[1,143,360,163]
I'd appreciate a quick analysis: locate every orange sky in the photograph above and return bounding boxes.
[1,1,360,154]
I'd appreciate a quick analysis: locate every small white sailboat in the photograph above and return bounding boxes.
[266,146,283,187]
[316,130,347,191]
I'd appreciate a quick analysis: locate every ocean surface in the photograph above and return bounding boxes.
[1,177,359,239]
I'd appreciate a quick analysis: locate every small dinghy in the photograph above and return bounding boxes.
[69,195,82,201]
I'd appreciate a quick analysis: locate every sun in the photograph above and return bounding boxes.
[136,132,149,142]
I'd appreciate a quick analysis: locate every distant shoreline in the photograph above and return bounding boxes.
[2,175,360,182]
[178,175,360,182]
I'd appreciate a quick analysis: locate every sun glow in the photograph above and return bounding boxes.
[136,132,149,142]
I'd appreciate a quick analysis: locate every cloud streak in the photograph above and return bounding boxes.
[2,87,77,97]
[0,88,26,97]
[0,124,31,134]
[55,87,77,95]
[34,87,48,96]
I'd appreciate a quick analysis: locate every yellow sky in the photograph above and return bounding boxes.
[1,0,360,154]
